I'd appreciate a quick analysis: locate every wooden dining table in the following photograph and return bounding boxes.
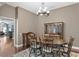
[36,35,65,45]
[40,35,66,56]
[32,35,66,57]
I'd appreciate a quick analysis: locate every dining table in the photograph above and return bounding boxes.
[36,34,65,44]
[35,35,66,57]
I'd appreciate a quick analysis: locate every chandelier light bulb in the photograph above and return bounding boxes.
[43,7,47,11]
[39,7,42,10]
[37,12,38,14]
[47,11,50,13]
[40,14,43,16]
[38,10,41,12]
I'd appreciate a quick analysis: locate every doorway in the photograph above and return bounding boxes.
[0,16,16,56]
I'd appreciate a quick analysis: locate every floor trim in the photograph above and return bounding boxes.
[15,44,23,48]
[72,46,79,50]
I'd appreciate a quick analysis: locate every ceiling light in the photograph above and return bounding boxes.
[37,2,50,16]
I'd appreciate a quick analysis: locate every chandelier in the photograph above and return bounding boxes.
[37,2,50,16]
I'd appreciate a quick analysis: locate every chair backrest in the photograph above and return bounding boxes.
[22,32,36,48]
[42,38,54,55]
[27,32,37,48]
[67,37,74,54]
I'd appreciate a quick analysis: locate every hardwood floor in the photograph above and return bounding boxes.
[0,36,15,57]
[0,36,27,57]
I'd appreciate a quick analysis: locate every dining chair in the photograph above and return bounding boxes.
[60,37,74,57]
[41,37,54,57]
[22,33,28,49]
[51,37,65,57]
[44,34,62,57]
[28,32,42,57]
[22,32,34,49]
[52,44,63,57]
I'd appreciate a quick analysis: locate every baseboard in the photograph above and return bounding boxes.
[71,46,79,53]
[72,46,79,50]
[15,44,23,48]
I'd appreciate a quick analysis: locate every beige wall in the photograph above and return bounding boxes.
[0,4,15,19]
[37,3,79,47]
[17,7,38,45]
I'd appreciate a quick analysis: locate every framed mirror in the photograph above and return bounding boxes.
[44,22,64,37]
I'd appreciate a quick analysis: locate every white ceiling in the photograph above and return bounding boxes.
[1,2,78,14]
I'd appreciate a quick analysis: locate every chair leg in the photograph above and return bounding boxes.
[40,48,42,55]
[68,53,70,57]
